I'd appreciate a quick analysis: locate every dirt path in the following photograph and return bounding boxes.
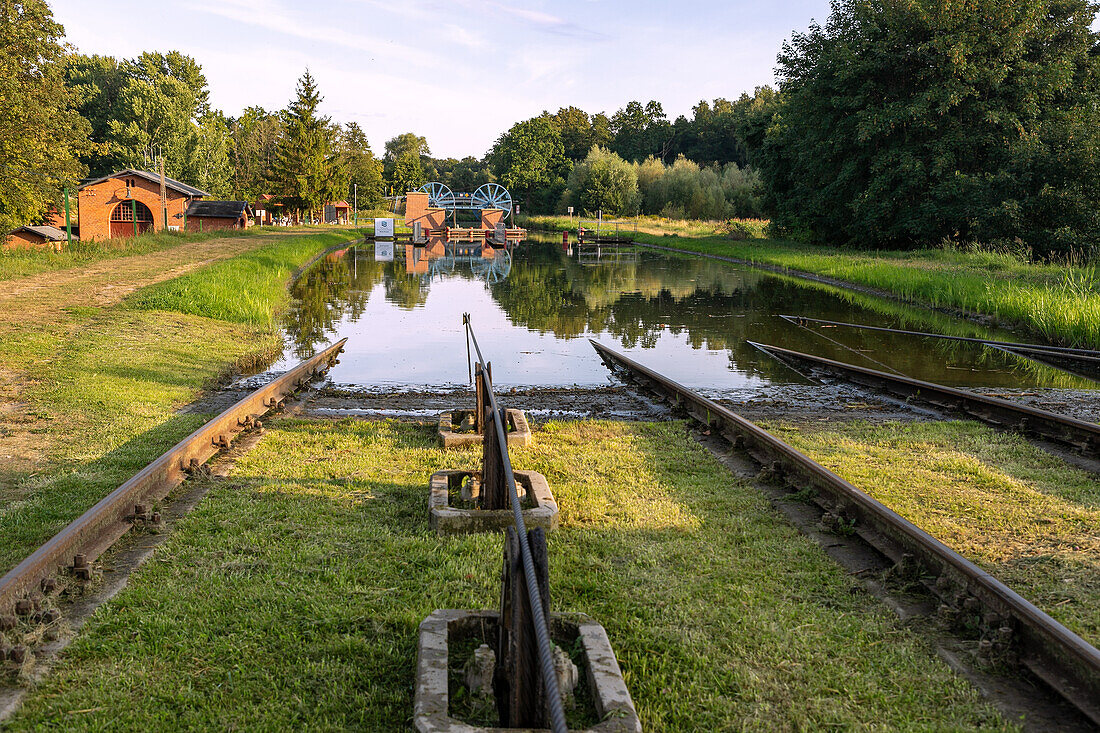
[0,232,290,477]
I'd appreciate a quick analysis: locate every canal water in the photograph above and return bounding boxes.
[272,235,1093,394]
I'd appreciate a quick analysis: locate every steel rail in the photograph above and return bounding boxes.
[463,315,567,733]
[589,339,1100,725]
[749,341,1100,457]
[987,343,1100,384]
[778,315,1100,358]
[0,338,347,622]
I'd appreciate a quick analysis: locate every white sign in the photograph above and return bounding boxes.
[374,240,394,261]
[567,206,573,215]
[167,225,180,232]
[255,209,265,217]
[374,217,394,238]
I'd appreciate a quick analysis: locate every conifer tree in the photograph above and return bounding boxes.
[274,70,341,219]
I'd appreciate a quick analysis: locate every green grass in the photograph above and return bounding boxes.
[771,420,1100,647]
[0,228,273,283]
[126,231,357,326]
[522,214,1100,349]
[5,419,1011,731]
[0,230,359,572]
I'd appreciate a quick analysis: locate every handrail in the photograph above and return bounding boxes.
[462,314,567,733]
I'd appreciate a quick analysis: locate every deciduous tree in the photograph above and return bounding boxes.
[0,0,89,233]
[761,0,1100,256]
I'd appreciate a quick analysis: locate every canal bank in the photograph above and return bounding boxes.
[520,215,1100,350]
[0,228,360,571]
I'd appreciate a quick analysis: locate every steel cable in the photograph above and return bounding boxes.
[463,314,568,733]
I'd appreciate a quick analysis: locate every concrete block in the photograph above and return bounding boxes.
[414,609,641,733]
[438,409,532,449]
[429,470,557,536]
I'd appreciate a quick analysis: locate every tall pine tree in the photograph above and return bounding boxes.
[274,71,342,219]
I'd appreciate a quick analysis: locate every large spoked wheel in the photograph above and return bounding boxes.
[473,183,512,219]
[419,181,453,208]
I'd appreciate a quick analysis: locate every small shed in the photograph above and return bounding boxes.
[323,201,351,225]
[184,201,253,232]
[3,225,72,251]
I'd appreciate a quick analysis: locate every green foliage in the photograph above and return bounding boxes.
[636,155,763,219]
[339,122,383,207]
[760,0,1100,257]
[389,150,426,192]
[104,52,210,180]
[430,156,490,192]
[490,116,570,209]
[230,106,284,200]
[128,230,355,326]
[562,146,640,216]
[609,100,672,162]
[272,71,345,215]
[193,111,234,198]
[0,0,89,233]
[382,132,430,190]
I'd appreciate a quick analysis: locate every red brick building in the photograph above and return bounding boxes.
[184,201,253,232]
[78,169,209,241]
[2,225,70,251]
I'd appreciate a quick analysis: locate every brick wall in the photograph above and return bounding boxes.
[404,191,446,231]
[184,216,243,233]
[2,232,60,251]
[78,175,193,241]
[480,209,504,229]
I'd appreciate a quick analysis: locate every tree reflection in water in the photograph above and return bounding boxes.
[282,239,1090,389]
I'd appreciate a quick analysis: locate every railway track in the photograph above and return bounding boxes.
[749,341,1100,459]
[0,339,347,652]
[589,339,1100,727]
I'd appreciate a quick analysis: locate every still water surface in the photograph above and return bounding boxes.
[274,235,1093,393]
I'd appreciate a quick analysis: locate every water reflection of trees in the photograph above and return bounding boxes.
[492,243,1087,387]
[284,241,1088,388]
[285,248,386,358]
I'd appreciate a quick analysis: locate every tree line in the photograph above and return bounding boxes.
[3,0,1099,258]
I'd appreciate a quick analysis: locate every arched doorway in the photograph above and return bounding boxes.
[110,200,154,238]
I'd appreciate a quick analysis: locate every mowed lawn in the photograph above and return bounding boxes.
[7,420,1011,731]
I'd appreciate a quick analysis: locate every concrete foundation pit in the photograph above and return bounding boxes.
[438,409,532,449]
[429,470,558,536]
[413,609,641,733]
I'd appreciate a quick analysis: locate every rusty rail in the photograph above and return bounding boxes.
[0,338,347,622]
[778,315,1100,358]
[590,339,1100,725]
[749,341,1100,456]
[989,343,1100,384]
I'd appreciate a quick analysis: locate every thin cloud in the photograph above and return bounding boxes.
[188,0,437,66]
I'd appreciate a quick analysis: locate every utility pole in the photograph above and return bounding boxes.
[353,183,358,227]
[159,156,168,230]
[63,187,72,248]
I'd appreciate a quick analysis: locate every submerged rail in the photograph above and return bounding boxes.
[0,339,347,624]
[748,341,1100,457]
[463,315,567,733]
[590,339,1100,725]
[778,315,1100,358]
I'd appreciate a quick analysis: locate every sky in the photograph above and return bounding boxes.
[50,0,835,159]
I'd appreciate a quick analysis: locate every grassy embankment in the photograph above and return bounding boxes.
[773,419,1100,647]
[6,419,1012,731]
[0,228,357,573]
[521,214,1100,349]
[0,228,274,283]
